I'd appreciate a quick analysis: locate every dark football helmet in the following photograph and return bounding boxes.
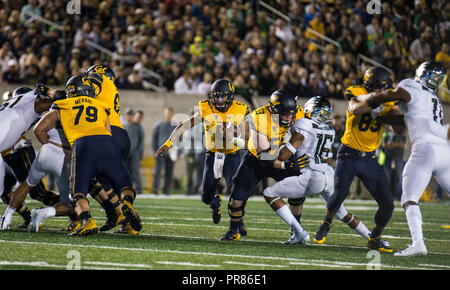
[208,79,235,112]
[12,87,33,98]
[363,66,393,92]
[65,75,95,98]
[414,61,445,91]
[304,96,332,123]
[86,64,116,82]
[268,90,298,128]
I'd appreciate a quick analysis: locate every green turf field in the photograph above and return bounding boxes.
[0,195,449,270]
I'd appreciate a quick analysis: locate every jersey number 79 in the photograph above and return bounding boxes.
[72,105,98,125]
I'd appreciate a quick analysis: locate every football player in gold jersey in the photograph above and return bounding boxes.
[155,79,250,225]
[84,65,138,234]
[313,67,396,252]
[220,90,307,241]
[33,76,141,236]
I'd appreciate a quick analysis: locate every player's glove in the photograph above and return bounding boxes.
[285,154,309,171]
[35,82,50,97]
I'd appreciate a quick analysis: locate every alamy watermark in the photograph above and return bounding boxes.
[66,250,81,270]
[366,0,382,15]
[66,0,81,15]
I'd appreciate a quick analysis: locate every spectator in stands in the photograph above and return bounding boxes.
[196,72,213,96]
[19,0,41,27]
[174,67,197,94]
[151,107,178,195]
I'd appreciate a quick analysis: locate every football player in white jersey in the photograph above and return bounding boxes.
[352,61,449,256]
[263,96,372,245]
[2,90,75,232]
[0,85,57,229]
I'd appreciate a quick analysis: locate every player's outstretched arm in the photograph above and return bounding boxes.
[364,87,411,107]
[154,112,202,157]
[34,110,59,144]
[347,98,372,115]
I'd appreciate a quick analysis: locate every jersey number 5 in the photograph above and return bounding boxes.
[72,105,98,125]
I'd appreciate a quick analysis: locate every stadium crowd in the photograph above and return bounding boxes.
[0,0,449,106]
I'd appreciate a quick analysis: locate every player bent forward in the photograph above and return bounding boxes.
[263,96,371,244]
[35,76,141,236]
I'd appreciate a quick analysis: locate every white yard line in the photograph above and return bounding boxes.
[223,261,287,268]
[156,261,220,267]
[0,239,448,269]
[84,261,152,269]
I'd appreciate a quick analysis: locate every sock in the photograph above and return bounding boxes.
[123,195,134,204]
[293,214,302,225]
[41,207,56,218]
[101,200,117,218]
[354,222,371,239]
[324,215,333,224]
[79,211,92,224]
[4,206,16,222]
[230,220,241,232]
[18,208,31,222]
[276,205,305,234]
[405,204,423,245]
[370,226,383,239]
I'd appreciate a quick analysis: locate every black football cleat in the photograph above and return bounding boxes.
[367,237,393,253]
[313,220,332,244]
[220,229,240,241]
[210,194,223,224]
[239,221,247,237]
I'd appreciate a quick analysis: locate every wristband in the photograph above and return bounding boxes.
[280,161,286,170]
[163,140,173,148]
[285,142,297,154]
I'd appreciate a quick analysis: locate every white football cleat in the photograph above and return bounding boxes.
[283,231,310,245]
[28,208,45,233]
[394,241,427,257]
[0,216,11,230]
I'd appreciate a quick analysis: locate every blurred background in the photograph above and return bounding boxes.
[0,0,448,201]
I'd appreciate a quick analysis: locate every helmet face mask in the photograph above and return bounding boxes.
[268,90,298,128]
[304,96,332,123]
[414,61,445,91]
[208,79,235,112]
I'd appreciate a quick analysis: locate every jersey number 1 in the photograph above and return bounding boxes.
[72,105,98,125]
[315,133,333,163]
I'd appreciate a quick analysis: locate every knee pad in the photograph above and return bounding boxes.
[72,193,88,204]
[227,199,247,219]
[263,187,277,198]
[88,181,103,198]
[29,183,59,206]
[288,197,305,206]
[43,191,60,206]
